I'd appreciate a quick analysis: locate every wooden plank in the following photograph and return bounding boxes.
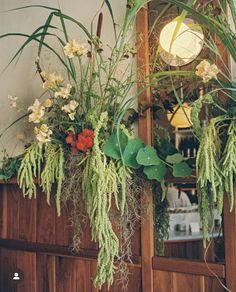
[36,254,56,292]
[36,188,56,244]
[19,193,37,242]
[204,276,226,292]
[0,238,141,266]
[16,251,37,292]
[224,187,236,291]
[172,272,203,292]
[6,185,20,240]
[153,270,172,292]
[0,248,17,292]
[136,6,154,292]
[152,257,225,278]
[0,248,36,292]
[55,257,95,292]
[55,204,71,247]
[0,185,7,238]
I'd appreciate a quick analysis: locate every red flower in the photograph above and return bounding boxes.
[81,128,94,139]
[76,141,88,152]
[65,128,94,154]
[76,129,94,152]
[85,137,93,148]
[65,132,75,144]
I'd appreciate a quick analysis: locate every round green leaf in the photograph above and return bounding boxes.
[103,131,128,160]
[136,145,161,166]
[166,153,184,164]
[123,138,145,169]
[144,162,167,182]
[172,162,192,177]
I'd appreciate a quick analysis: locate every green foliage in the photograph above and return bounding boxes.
[136,145,161,166]
[222,120,236,211]
[41,143,65,216]
[172,162,192,178]
[103,130,128,160]
[196,118,223,203]
[83,112,120,289]
[157,138,178,157]
[167,0,236,62]
[144,163,167,182]
[18,142,43,199]
[166,153,183,164]
[123,138,144,169]
[0,152,21,180]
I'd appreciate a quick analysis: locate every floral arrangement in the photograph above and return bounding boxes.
[0,1,193,289]
[5,0,234,288]
[0,2,147,288]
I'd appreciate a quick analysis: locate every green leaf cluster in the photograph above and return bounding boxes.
[0,154,22,181]
[104,130,192,183]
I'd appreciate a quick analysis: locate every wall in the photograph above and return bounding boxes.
[0,0,126,156]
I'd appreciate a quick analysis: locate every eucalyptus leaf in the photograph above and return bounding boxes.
[172,162,192,177]
[136,145,161,166]
[123,138,144,169]
[144,162,167,182]
[166,153,184,164]
[104,131,128,160]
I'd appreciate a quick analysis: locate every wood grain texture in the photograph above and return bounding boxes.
[37,189,56,244]
[6,185,20,240]
[36,254,56,292]
[172,273,203,292]
[204,276,226,292]
[56,257,96,292]
[0,248,36,292]
[153,270,172,292]
[19,193,37,242]
[137,6,154,292]
[153,257,225,278]
[224,188,236,291]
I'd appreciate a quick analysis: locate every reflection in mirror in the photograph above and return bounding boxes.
[149,1,225,263]
[154,180,224,262]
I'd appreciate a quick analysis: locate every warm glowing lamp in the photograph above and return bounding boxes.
[167,103,192,128]
[159,18,204,66]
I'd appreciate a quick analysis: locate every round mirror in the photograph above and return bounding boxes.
[159,18,204,66]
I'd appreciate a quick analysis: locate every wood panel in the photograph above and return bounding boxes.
[153,270,172,292]
[224,188,236,291]
[153,270,226,292]
[0,248,36,292]
[137,6,154,292]
[172,273,203,292]
[153,257,225,278]
[0,183,142,291]
[36,254,56,292]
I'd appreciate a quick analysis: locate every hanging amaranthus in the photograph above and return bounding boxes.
[83,112,120,289]
[196,117,224,237]
[41,143,65,216]
[222,120,236,211]
[18,142,43,198]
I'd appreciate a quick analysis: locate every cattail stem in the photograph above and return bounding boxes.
[96,13,103,38]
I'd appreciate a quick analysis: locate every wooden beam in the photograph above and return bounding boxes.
[224,186,236,291]
[0,238,141,267]
[136,6,154,292]
[153,257,225,279]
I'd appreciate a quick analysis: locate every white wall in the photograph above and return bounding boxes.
[0,0,127,156]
